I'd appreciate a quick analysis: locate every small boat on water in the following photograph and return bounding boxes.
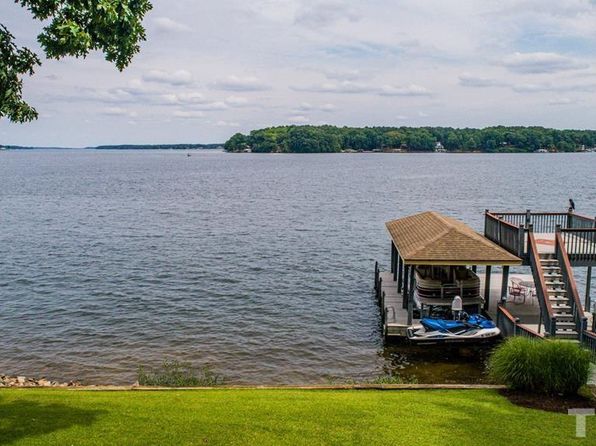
[407,313,500,344]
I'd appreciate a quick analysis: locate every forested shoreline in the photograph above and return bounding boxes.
[224,126,596,153]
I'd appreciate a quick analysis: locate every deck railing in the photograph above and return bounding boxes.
[569,213,596,229]
[488,210,595,232]
[580,330,596,361]
[528,229,557,336]
[484,212,525,257]
[561,228,596,264]
[486,211,596,263]
[496,304,544,339]
[555,232,588,340]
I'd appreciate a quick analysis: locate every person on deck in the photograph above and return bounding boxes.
[568,198,576,213]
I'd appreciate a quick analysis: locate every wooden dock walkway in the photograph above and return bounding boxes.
[378,272,419,337]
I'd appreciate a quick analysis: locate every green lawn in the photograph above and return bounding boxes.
[0,389,593,445]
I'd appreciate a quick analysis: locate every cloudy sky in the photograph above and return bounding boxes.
[2,0,596,147]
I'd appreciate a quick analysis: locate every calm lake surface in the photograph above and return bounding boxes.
[1,150,594,384]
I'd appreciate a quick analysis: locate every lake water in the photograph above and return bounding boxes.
[1,150,594,385]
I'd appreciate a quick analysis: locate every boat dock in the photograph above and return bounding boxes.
[374,210,596,353]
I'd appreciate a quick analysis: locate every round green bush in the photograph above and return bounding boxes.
[488,337,591,395]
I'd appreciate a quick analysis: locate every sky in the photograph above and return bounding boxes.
[2,0,596,147]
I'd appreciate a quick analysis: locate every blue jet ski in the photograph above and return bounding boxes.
[407,314,500,344]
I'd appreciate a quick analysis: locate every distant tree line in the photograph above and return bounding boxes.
[224,126,596,153]
[93,144,222,150]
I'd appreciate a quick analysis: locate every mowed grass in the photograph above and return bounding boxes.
[0,389,594,445]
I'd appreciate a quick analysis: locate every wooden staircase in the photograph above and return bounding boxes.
[539,253,579,340]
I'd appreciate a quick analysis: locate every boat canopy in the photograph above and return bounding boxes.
[386,211,522,266]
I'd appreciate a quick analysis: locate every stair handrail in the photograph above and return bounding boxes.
[527,227,556,336]
[555,230,587,339]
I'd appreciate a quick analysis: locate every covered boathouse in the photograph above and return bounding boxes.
[374,211,522,338]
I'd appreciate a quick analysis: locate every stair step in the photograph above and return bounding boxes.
[547,289,566,294]
[556,321,576,328]
[545,281,564,287]
[554,314,574,321]
[556,331,579,339]
[541,259,558,264]
[549,296,569,303]
[552,304,571,311]
[540,254,555,259]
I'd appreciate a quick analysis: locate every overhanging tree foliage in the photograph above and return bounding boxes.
[1,0,153,123]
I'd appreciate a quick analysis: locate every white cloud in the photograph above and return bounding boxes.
[512,81,596,93]
[158,92,205,105]
[153,17,191,33]
[294,102,336,112]
[379,84,432,97]
[294,0,359,28]
[100,107,137,117]
[548,97,576,106]
[225,96,250,107]
[101,107,127,115]
[143,70,193,86]
[323,68,368,81]
[214,120,241,127]
[288,114,310,123]
[173,110,205,119]
[292,81,373,94]
[458,73,507,88]
[501,52,589,74]
[210,76,271,92]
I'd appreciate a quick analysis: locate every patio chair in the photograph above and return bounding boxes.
[508,279,527,304]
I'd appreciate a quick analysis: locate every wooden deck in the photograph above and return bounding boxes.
[378,272,419,337]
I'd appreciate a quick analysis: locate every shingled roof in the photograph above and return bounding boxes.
[386,211,522,266]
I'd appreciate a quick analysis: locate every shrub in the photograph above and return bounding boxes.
[488,337,591,395]
[138,360,224,387]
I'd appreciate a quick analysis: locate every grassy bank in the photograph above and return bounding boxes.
[0,388,593,445]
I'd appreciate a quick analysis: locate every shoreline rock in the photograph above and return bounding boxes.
[0,375,81,388]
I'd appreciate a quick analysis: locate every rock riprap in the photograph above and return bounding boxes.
[0,375,80,387]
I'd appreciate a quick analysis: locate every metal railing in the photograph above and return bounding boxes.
[555,231,588,340]
[528,230,557,336]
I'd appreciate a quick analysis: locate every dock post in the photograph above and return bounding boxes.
[397,255,403,292]
[501,265,510,304]
[586,266,592,312]
[525,209,531,227]
[390,243,395,275]
[517,225,525,259]
[407,267,414,325]
[484,265,492,311]
[374,261,379,290]
[403,265,409,309]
